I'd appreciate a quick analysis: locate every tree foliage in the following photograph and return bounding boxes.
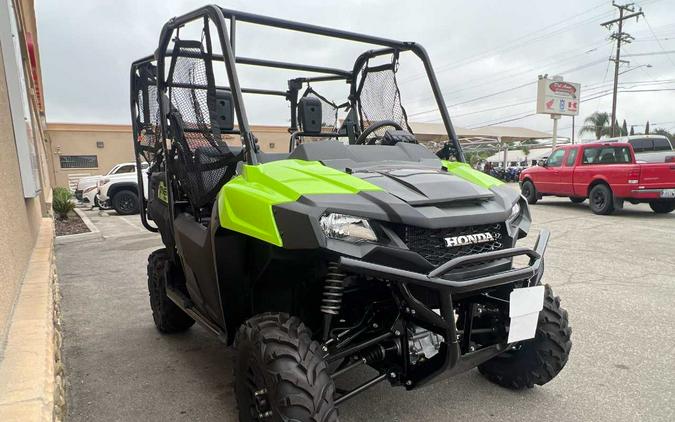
[579,112,612,139]
[52,187,75,220]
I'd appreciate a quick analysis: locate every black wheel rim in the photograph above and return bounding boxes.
[592,190,606,209]
[117,193,136,213]
[522,184,531,198]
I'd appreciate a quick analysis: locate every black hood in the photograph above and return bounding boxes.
[351,167,494,206]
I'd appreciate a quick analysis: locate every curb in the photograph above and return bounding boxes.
[55,209,102,245]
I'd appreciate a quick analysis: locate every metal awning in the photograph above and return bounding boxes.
[408,122,553,143]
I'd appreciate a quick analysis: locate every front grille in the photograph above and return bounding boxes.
[74,190,83,201]
[391,223,509,267]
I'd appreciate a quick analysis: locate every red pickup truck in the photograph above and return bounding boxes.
[519,142,675,215]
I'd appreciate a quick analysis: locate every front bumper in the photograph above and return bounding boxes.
[340,229,548,293]
[338,228,549,388]
[96,193,111,209]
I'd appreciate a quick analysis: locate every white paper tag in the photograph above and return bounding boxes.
[507,285,545,343]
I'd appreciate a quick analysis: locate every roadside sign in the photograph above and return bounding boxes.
[536,78,580,116]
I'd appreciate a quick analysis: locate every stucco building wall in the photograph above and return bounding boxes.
[46,123,293,187]
[0,41,46,340]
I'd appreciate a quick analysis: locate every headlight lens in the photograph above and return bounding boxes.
[506,202,521,225]
[99,178,110,186]
[320,213,377,243]
[84,186,97,193]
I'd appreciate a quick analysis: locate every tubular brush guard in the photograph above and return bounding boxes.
[338,229,550,388]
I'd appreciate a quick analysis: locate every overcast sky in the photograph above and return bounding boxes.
[36,0,675,140]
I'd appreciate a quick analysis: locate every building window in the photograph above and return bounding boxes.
[59,155,98,169]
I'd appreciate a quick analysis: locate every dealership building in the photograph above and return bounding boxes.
[46,121,552,189]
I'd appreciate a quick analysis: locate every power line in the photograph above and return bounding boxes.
[404,37,612,106]
[467,87,675,128]
[408,57,609,119]
[621,49,675,57]
[399,1,612,84]
[416,78,675,123]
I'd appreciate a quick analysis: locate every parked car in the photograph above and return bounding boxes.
[74,162,148,203]
[585,134,674,163]
[97,169,148,215]
[520,142,675,215]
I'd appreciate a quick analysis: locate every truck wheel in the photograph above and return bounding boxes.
[234,313,337,422]
[649,201,675,214]
[112,189,139,215]
[478,284,572,389]
[521,180,538,204]
[569,197,585,203]
[589,184,614,215]
[147,249,195,333]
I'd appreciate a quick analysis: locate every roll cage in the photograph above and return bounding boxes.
[130,4,465,231]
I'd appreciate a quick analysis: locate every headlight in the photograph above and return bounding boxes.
[506,202,521,225]
[84,186,97,193]
[320,213,377,243]
[99,178,110,186]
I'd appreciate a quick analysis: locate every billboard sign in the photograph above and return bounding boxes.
[536,77,580,116]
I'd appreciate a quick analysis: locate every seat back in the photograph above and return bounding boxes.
[166,39,241,208]
[354,53,412,137]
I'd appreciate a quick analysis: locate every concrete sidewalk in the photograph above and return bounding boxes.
[0,219,63,422]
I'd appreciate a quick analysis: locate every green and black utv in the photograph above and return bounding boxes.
[131,6,571,421]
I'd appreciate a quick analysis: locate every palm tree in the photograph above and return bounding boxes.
[521,146,531,165]
[579,112,612,139]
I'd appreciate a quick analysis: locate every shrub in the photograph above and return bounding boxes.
[53,187,75,220]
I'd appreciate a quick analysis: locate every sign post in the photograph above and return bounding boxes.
[536,75,580,150]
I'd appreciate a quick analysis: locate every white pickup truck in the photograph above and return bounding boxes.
[97,169,149,215]
[74,162,148,206]
[589,135,674,163]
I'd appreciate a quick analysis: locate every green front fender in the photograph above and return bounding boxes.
[217,160,383,246]
[441,160,504,189]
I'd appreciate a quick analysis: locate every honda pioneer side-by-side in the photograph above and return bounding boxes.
[130,6,571,421]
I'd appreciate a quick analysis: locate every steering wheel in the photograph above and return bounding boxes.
[355,120,404,145]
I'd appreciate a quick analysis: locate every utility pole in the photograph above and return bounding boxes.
[601,2,643,136]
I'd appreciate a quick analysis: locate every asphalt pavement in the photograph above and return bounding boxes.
[56,198,675,421]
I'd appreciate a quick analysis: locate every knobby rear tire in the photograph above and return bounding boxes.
[147,249,195,333]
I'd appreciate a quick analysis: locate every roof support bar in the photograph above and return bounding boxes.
[165,49,352,78]
[219,8,409,49]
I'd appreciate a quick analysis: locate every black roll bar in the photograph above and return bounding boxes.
[156,5,258,165]
[154,5,465,164]
[166,48,352,78]
[129,55,159,234]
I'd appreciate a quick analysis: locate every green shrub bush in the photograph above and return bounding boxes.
[53,187,75,220]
